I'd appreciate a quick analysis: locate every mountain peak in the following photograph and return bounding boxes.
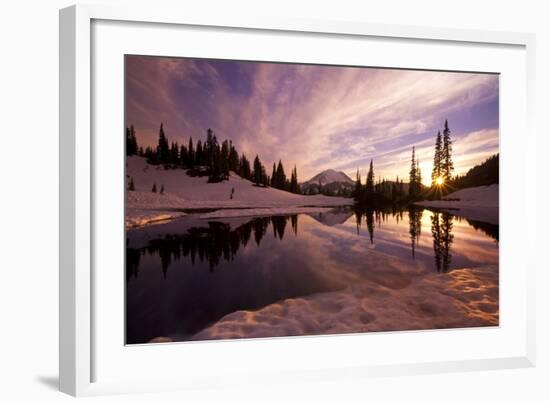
[303,169,354,186]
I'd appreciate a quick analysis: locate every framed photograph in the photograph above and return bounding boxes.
[59,4,536,396]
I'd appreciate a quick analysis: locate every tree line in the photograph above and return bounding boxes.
[353,120,458,205]
[451,154,498,189]
[126,123,301,194]
[353,159,409,205]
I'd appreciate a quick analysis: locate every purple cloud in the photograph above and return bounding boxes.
[126,55,499,183]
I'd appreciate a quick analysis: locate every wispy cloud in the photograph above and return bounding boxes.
[126,56,499,182]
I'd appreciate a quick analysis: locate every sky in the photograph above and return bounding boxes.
[126,55,499,184]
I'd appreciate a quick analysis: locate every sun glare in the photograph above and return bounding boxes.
[436,176,444,186]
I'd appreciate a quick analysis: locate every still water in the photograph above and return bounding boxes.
[126,207,499,344]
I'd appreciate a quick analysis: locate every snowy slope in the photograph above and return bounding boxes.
[415,184,499,224]
[126,156,354,227]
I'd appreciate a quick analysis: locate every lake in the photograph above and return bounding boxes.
[126,206,499,344]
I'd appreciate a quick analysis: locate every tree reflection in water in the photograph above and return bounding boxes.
[408,207,423,259]
[454,215,498,242]
[430,211,454,272]
[353,206,375,244]
[290,214,298,236]
[126,206,498,282]
[127,215,299,281]
[271,215,287,240]
[351,205,486,273]
[126,246,141,283]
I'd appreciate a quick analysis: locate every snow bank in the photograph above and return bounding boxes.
[416,185,499,224]
[125,209,186,230]
[191,265,498,340]
[199,207,335,219]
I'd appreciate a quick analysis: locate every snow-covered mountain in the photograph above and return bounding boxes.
[304,169,354,186]
[300,169,355,196]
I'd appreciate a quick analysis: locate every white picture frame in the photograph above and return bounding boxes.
[59,4,536,397]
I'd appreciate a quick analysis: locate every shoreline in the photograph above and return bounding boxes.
[126,205,344,230]
[414,202,499,225]
[415,184,499,225]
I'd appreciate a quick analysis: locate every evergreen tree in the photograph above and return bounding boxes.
[431,130,443,186]
[170,141,179,164]
[275,160,286,190]
[441,120,454,182]
[195,140,203,166]
[409,147,418,198]
[128,177,135,191]
[131,125,138,154]
[365,159,375,195]
[239,154,252,180]
[160,184,164,194]
[125,125,139,155]
[228,141,239,172]
[205,128,217,168]
[210,133,220,170]
[290,166,300,194]
[253,155,264,186]
[261,166,269,187]
[179,144,188,167]
[220,139,230,179]
[354,169,362,199]
[125,127,131,156]
[416,159,422,195]
[187,137,195,166]
[208,141,223,182]
[144,146,154,160]
[271,163,277,188]
[156,123,170,163]
[393,176,400,201]
[152,183,157,193]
